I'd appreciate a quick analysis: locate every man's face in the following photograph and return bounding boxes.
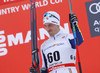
[44,23,60,37]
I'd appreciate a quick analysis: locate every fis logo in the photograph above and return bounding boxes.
[85,0,100,37]
[62,36,65,39]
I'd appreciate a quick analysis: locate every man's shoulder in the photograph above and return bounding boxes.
[41,39,50,48]
[67,33,74,39]
[61,33,68,36]
[61,33,74,39]
[60,32,69,38]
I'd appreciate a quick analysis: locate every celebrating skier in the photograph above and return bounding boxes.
[40,11,83,73]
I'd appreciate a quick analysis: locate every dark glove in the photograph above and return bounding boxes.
[69,13,78,29]
[41,67,48,73]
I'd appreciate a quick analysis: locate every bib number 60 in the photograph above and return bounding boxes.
[47,51,60,63]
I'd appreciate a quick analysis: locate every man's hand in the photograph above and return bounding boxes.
[69,13,78,29]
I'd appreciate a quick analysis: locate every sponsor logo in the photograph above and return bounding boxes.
[89,2,100,14]
[51,21,58,24]
[44,43,64,51]
[48,65,65,72]
[85,0,100,37]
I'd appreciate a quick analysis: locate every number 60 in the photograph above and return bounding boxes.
[47,51,60,63]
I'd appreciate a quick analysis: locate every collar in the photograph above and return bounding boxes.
[50,30,63,39]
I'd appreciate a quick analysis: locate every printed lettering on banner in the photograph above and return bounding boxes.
[0,0,63,16]
[0,23,70,56]
[0,0,24,5]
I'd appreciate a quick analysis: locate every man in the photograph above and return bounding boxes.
[40,11,83,73]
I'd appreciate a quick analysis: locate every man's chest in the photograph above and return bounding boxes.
[43,38,74,59]
[43,38,76,67]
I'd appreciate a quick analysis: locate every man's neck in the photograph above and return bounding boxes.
[50,30,60,37]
